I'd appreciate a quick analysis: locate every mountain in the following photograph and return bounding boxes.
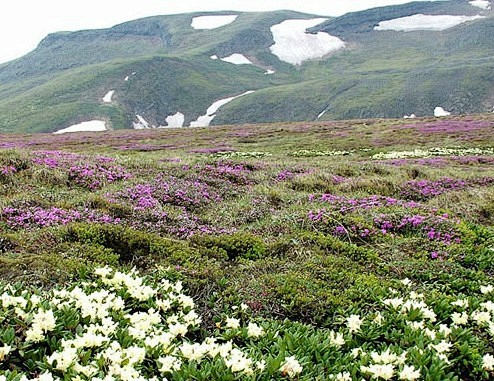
[0,0,493,133]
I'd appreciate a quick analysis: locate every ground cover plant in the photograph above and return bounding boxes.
[0,114,494,379]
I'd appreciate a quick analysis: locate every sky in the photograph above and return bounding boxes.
[0,0,437,64]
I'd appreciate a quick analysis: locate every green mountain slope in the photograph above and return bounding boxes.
[0,2,493,133]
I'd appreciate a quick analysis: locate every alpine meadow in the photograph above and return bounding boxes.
[1,0,494,380]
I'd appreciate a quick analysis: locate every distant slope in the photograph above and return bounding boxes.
[0,2,493,133]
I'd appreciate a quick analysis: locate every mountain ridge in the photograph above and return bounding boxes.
[0,1,493,133]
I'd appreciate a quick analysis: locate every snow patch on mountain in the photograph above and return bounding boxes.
[374,14,483,31]
[133,115,150,129]
[269,18,345,66]
[220,54,253,65]
[434,107,451,117]
[404,114,417,119]
[469,0,491,9]
[165,112,185,128]
[190,91,254,127]
[191,15,237,30]
[54,120,106,134]
[103,90,114,103]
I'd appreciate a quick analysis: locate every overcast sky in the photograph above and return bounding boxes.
[0,0,437,64]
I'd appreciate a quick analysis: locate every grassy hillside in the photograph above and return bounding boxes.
[1,115,494,379]
[0,3,494,133]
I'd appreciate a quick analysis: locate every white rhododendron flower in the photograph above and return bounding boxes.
[399,364,421,380]
[280,356,303,378]
[346,314,363,333]
[329,330,345,347]
[451,311,469,325]
[481,285,494,294]
[225,317,240,329]
[247,322,264,338]
[483,353,494,371]
[361,363,395,380]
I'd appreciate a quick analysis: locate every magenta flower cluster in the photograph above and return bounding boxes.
[1,166,17,176]
[1,206,120,229]
[401,177,494,200]
[31,150,131,190]
[116,174,222,210]
[308,193,461,245]
[68,163,132,190]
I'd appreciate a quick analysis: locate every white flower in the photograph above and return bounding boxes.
[280,356,303,378]
[346,314,363,333]
[38,373,55,381]
[34,309,57,332]
[399,365,421,380]
[225,317,240,329]
[451,312,468,326]
[47,347,78,371]
[0,345,11,361]
[94,266,113,278]
[424,328,436,340]
[180,342,208,361]
[352,348,363,358]
[169,322,188,337]
[255,360,266,371]
[429,340,452,354]
[472,310,491,325]
[373,312,384,325]
[224,348,253,374]
[407,321,424,331]
[361,364,394,380]
[240,303,249,311]
[383,297,403,309]
[451,299,469,308]
[439,324,452,337]
[481,285,494,294]
[25,325,45,342]
[329,330,345,347]
[481,301,494,313]
[158,355,182,373]
[401,278,412,286]
[334,371,351,381]
[483,353,494,371]
[247,322,264,338]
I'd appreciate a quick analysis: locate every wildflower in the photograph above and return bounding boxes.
[247,322,264,338]
[0,345,11,361]
[329,330,345,347]
[280,356,303,378]
[333,371,352,381]
[383,297,403,309]
[472,310,491,325]
[451,299,469,308]
[401,278,412,287]
[225,317,240,329]
[346,314,363,333]
[361,364,394,380]
[481,285,494,294]
[429,340,452,354]
[451,312,468,326]
[224,348,254,374]
[373,312,384,325]
[399,365,421,380]
[483,354,494,371]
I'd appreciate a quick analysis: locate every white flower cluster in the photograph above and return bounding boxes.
[0,267,272,381]
[213,151,272,158]
[372,146,494,160]
[291,149,353,157]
